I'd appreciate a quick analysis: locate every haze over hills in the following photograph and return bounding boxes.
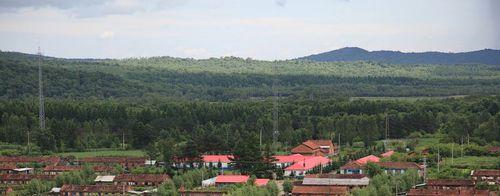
[299,47,500,65]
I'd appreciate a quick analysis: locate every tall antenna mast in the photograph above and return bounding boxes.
[38,47,46,130]
[272,62,279,146]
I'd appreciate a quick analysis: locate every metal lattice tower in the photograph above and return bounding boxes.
[272,62,279,144]
[38,47,45,130]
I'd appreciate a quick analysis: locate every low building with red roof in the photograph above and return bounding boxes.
[77,156,146,169]
[0,164,16,174]
[213,175,270,187]
[355,155,380,164]
[291,184,348,196]
[380,150,395,158]
[291,140,338,157]
[43,165,116,175]
[0,174,56,185]
[284,156,331,177]
[202,155,233,169]
[60,184,131,195]
[273,154,307,168]
[471,169,500,185]
[425,179,474,190]
[407,188,494,196]
[0,156,60,166]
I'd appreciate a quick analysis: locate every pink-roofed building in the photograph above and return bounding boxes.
[255,179,270,186]
[284,156,331,177]
[214,175,270,187]
[380,150,395,158]
[355,155,380,164]
[202,155,233,169]
[273,154,307,168]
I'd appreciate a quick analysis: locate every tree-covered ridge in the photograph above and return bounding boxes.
[1,51,500,100]
[300,47,500,65]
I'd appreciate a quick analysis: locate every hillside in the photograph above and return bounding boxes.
[1,51,500,100]
[300,47,500,65]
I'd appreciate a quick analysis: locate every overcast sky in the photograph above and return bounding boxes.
[0,0,498,60]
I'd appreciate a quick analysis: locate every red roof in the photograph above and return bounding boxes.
[0,156,60,165]
[254,179,270,186]
[215,175,249,184]
[355,155,380,164]
[0,164,16,170]
[472,170,500,177]
[380,150,395,158]
[60,185,131,193]
[273,154,305,163]
[292,185,348,195]
[114,174,169,183]
[202,155,233,163]
[407,188,492,196]
[426,179,474,187]
[284,156,330,171]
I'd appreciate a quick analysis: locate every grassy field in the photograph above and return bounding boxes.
[442,156,500,169]
[57,150,145,158]
[415,135,443,151]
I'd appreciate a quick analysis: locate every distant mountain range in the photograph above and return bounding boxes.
[299,47,500,65]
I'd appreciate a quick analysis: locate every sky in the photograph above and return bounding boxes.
[0,0,498,60]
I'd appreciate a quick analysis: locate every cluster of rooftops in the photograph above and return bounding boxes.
[0,140,498,195]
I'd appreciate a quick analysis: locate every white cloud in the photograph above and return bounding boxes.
[99,31,114,39]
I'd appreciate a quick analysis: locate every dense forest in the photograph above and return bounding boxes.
[0,97,498,154]
[1,51,500,100]
[0,51,499,155]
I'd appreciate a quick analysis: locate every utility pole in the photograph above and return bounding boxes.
[451,143,454,166]
[259,128,263,150]
[272,62,279,148]
[27,130,31,155]
[437,147,440,174]
[423,157,427,183]
[384,113,389,150]
[38,47,45,130]
[122,130,125,150]
[338,133,341,156]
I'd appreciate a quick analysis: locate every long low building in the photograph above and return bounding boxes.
[284,156,331,177]
[340,161,423,176]
[0,174,56,185]
[0,156,60,166]
[77,156,146,169]
[59,185,132,195]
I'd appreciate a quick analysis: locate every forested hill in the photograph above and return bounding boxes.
[300,47,500,65]
[1,51,500,100]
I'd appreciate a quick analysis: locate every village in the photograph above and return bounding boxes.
[0,139,498,195]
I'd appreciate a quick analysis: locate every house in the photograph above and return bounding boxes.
[407,188,494,196]
[284,156,331,177]
[179,186,227,196]
[0,164,16,174]
[0,174,56,185]
[43,165,116,175]
[471,170,500,185]
[426,179,474,190]
[301,174,369,191]
[273,154,307,168]
[77,156,146,169]
[355,155,380,164]
[202,155,233,169]
[380,150,395,158]
[255,179,270,186]
[94,175,115,184]
[59,184,131,195]
[213,175,269,187]
[291,184,348,196]
[488,146,500,154]
[114,174,169,186]
[43,165,82,175]
[0,156,60,166]
[214,175,249,187]
[291,140,338,156]
[340,162,423,175]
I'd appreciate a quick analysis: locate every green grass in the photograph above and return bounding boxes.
[56,150,145,158]
[442,156,500,169]
[415,135,442,151]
